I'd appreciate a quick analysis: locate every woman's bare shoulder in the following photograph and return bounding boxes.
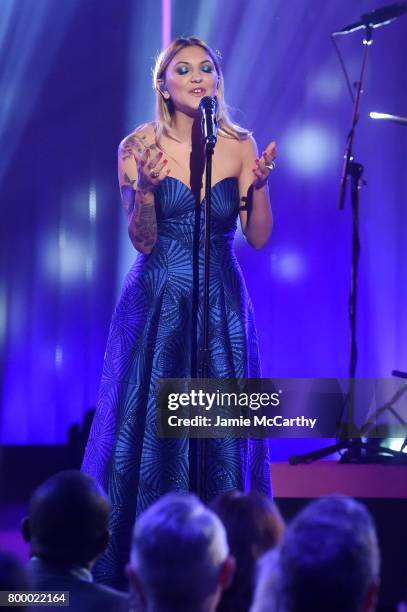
[219,132,257,162]
[118,122,157,159]
[235,134,258,164]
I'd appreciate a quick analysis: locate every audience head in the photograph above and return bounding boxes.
[127,491,235,612]
[22,470,110,567]
[252,495,380,612]
[211,490,284,611]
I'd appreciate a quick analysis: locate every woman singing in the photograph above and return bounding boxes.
[82,36,276,587]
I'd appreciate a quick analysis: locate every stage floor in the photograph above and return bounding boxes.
[272,461,407,498]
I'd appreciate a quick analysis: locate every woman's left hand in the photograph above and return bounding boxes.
[252,141,277,189]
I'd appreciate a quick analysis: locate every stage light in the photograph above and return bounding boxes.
[85,256,94,282]
[43,229,87,283]
[55,344,63,369]
[381,438,407,453]
[89,184,97,222]
[271,250,306,282]
[284,123,339,177]
[59,234,87,282]
[310,70,342,102]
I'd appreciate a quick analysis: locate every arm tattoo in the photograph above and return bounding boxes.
[132,199,157,248]
[126,187,157,251]
[120,185,135,216]
[120,131,158,251]
[124,172,136,187]
[120,133,158,161]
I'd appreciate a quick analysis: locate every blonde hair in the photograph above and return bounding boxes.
[152,37,251,145]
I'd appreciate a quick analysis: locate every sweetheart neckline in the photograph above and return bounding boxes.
[163,175,238,204]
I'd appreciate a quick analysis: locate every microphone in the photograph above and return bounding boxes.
[332,2,406,35]
[199,96,218,150]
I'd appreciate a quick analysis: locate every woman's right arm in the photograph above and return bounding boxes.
[118,133,168,254]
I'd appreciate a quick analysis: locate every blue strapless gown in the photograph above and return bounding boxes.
[82,176,271,586]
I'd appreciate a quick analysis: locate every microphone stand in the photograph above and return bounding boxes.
[199,142,215,380]
[339,29,371,427]
[289,25,406,465]
[196,135,216,500]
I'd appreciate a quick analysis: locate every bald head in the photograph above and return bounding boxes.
[22,470,110,567]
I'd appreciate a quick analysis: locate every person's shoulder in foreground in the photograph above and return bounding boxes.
[22,470,129,612]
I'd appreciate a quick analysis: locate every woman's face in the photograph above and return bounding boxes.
[160,45,219,115]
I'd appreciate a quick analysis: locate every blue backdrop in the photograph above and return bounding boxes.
[1,0,406,447]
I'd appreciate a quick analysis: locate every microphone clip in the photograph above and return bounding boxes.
[199,96,218,152]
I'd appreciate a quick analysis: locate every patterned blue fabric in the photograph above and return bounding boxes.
[82,176,271,587]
